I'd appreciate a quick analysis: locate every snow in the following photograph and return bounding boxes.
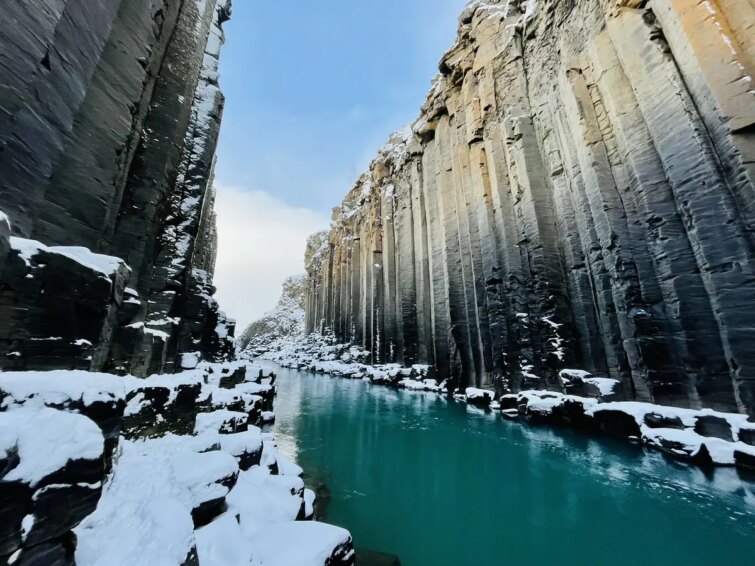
[584,401,751,431]
[0,370,127,410]
[0,408,103,487]
[304,489,316,518]
[584,377,619,396]
[171,450,238,507]
[637,426,754,466]
[466,387,493,400]
[194,410,249,435]
[400,378,442,392]
[219,428,263,458]
[250,522,353,566]
[181,352,201,369]
[226,467,304,538]
[76,495,195,566]
[9,236,128,276]
[276,452,304,477]
[76,433,240,566]
[196,513,254,566]
[212,388,263,413]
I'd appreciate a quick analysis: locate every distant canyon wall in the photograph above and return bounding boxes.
[0,0,234,375]
[305,0,755,416]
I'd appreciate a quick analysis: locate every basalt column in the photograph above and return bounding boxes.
[0,0,235,375]
[305,0,755,416]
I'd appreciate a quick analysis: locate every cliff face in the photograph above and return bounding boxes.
[0,0,234,375]
[305,0,755,416]
[239,275,307,352]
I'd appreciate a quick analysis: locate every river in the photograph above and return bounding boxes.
[262,362,755,566]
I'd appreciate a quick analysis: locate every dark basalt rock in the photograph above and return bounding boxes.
[12,532,77,566]
[233,445,263,472]
[644,413,685,430]
[0,0,234,376]
[738,427,755,447]
[37,458,105,492]
[329,539,358,566]
[25,483,102,547]
[466,391,493,408]
[733,449,755,472]
[644,436,713,467]
[191,497,228,529]
[592,410,642,439]
[499,395,518,411]
[694,416,733,442]
[0,480,30,557]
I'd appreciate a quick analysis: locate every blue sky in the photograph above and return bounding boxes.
[213,0,467,328]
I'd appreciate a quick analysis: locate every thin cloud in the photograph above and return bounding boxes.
[213,185,329,331]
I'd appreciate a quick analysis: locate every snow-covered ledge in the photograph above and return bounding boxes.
[0,362,356,565]
[253,334,755,474]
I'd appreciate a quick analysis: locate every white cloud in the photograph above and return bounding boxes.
[212,185,329,331]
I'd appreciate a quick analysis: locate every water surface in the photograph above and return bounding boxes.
[266,363,755,566]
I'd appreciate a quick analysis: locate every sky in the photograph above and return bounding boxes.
[213,0,468,330]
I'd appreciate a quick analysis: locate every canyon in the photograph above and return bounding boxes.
[1,0,754,564]
[304,0,755,418]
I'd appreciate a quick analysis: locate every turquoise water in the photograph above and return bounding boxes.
[266,363,755,566]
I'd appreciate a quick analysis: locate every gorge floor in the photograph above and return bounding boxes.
[265,362,755,566]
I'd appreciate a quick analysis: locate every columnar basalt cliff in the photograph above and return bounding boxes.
[305,0,755,416]
[0,0,235,375]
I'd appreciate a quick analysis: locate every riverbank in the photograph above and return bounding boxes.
[252,334,755,477]
[0,361,355,565]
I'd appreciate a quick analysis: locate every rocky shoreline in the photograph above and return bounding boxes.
[0,361,355,565]
[253,334,755,477]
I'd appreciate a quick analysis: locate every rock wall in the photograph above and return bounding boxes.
[305,0,755,416]
[0,0,235,375]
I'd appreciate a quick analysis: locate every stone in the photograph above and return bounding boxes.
[694,416,734,442]
[734,448,755,472]
[738,426,755,447]
[592,410,642,439]
[25,483,103,547]
[12,531,77,566]
[644,413,686,430]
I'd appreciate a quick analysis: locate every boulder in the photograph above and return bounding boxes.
[250,522,355,566]
[694,415,733,441]
[194,410,249,435]
[465,388,493,408]
[591,409,642,439]
[738,426,755,447]
[644,413,685,430]
[11,531,77,566]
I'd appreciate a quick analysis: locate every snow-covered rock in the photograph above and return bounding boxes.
[465,387,494,407]
[0,408,105,561]
[0,362,355,565]
[250,522,355,566]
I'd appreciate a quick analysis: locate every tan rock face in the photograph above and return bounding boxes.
[305,0,755,416]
